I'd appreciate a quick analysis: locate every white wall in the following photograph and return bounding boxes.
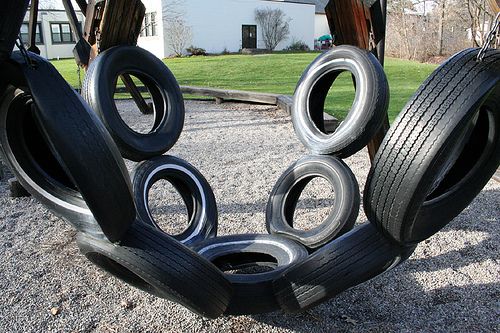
[137,0,166,59]
[314,13,330,39]
[23,10,85,60]
[158,0,315,56]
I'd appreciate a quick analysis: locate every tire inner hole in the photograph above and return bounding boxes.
[213,252,278,274]
[114,73,157,134]
[426,107,489,200]
[291,177,335,231]
[148,179,190,236]
[310,70,356,134]
[9,94,77,191]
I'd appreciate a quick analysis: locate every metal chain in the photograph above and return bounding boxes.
[77,65,82,93]
[477,12,500,62]
[15,36,35,69]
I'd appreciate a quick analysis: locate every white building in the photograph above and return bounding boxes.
[138,0,331,58]
[21,9,85,60]
[22,1,331,60]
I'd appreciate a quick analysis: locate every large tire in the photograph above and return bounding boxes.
[292,45,389,157]
[364,48,500,245]
[132,155,218,246]
[83,46,185,161]
[12,52,136,242]
[0,85,102,236]
[273,223,415,313]
[266,155,359,249]
[76,220,232,319]
[192,234,308,315]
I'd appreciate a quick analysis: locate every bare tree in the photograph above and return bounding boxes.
[255,8,290,51]
[465,0,496,47]
[165,17,192,56]
[162,0,186,23]
[161,0,192,56]
[38,0,59,9]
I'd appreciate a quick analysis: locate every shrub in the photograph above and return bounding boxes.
[186,46,207,56]
[286,40,310,51]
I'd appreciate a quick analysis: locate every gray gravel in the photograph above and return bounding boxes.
[0,100,498,333]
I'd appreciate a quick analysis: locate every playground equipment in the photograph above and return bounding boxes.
[0,0,499,319]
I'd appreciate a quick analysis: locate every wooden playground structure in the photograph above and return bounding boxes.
[15,0,500,163]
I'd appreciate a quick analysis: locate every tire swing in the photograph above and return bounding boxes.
[1,50,234,318]
[132,155,218,246]
[83,46,185,161]
[267,46,389,251]
[364,48,500,245]
[0,83,102,236]
[76,221,233,319]
[273,47,500,313]
[3,52,136,242]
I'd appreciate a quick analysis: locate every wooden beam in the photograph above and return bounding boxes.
[74,0,88,15]
[180,86,279,105]
[325,0,389,162]
[120,74,153,114]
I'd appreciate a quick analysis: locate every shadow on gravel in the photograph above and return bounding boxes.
[252,188,499,331]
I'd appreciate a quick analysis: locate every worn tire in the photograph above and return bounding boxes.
[266,155,359,249]
[12,52,136,242]
[273,223,415,313]
[83,46,185,161]
[77,220,232,319]
[293,45,389,157]
[192,234,308,315]
[364,48,500,245]
[132,155,218,246]
[0,84,102,236]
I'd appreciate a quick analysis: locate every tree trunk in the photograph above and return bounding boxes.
[438,0,446,55]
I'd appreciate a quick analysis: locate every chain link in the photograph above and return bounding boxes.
[477,12,500,62]
[77,65,82,93]
[15,36,35,69]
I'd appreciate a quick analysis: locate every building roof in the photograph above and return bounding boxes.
[282,0,329,14]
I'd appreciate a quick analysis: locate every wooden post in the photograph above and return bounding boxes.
[74,0,88,14]
[82,0,148,112]
[367,0,390,161]
[325,0,389,162]
[120,74,153,114]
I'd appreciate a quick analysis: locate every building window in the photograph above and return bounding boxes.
[50,23,75,44]
[141,12,157,37]
[20,23,44,45]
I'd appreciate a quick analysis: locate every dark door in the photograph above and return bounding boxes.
[242,25,257,49]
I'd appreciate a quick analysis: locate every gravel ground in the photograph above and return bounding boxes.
[0,100,498,333]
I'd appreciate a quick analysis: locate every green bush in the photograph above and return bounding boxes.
[286,40,310,51]
[186,46,207,56]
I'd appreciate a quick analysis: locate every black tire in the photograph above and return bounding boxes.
[0,85,103,236]
[364,48,500,245]
[292,45,389,157]
[132,155,218,246]
[12,52,136,242]
[266,155,359,249]
[76,220,232,319]
[83,46,185,161]
[273,223,415,313]
[192,234,308,315]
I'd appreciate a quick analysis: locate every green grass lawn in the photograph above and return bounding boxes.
[52,52,437,122]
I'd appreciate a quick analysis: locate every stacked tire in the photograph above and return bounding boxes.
[0,48,233,318]
[0,43,497,319]
[272,47,500,313]
[81,45,313,316]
